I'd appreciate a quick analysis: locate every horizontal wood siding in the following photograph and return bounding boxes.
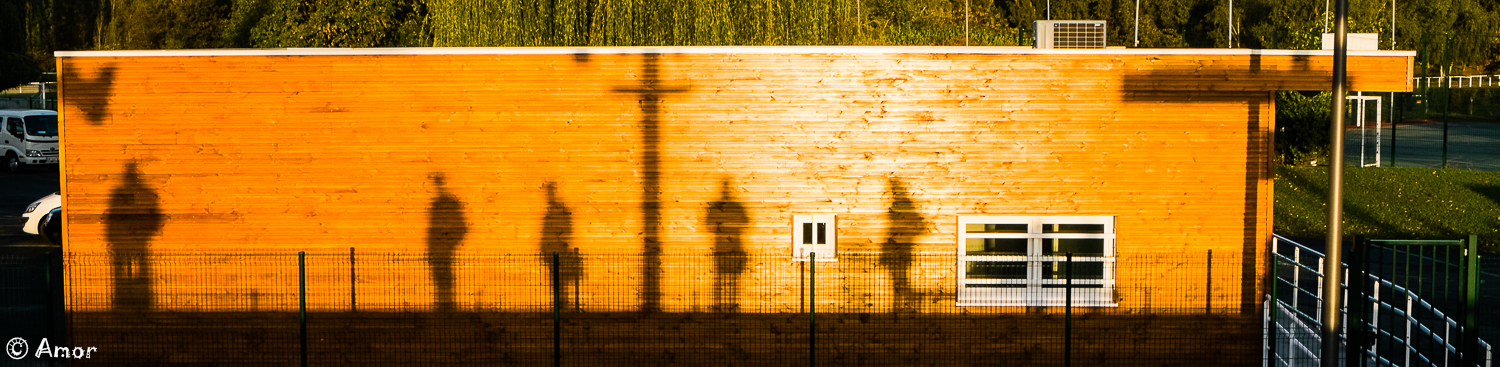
[57,52,1405,316]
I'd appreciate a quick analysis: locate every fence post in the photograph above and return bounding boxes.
[1389,93,1397,167]
[349,247,356,312]
[1065,252,1073,367]
[299,251,307,367]
[809,252,816,367]
[552,252,561,367]
[44,249,54,366]
[1207,249,1213,314]
[1267,240,1279,367]
[1347,236,1369,367]
[574,248,581,312]
[1462,235,1478,367]
[1441,34,1452,169]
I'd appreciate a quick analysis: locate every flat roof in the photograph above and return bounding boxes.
[55,46,1416,58]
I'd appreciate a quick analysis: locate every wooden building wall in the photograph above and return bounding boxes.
[55,48,1411,316]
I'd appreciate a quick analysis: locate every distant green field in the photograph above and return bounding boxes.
[1275,166,1500,253]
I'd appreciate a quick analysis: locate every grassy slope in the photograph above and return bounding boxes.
[1275,166,1500,253]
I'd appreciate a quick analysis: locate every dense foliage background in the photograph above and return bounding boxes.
[3,0,1498,75]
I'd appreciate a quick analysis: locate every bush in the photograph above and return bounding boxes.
[1275,91,1331,166]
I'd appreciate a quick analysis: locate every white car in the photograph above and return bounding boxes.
[22,192,60,235]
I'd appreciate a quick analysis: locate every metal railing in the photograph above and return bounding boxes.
[1268,234,1492,367]
[1413,75,1500,89]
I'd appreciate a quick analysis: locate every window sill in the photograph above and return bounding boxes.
[791,258,838,262]
[956,301,1119,307]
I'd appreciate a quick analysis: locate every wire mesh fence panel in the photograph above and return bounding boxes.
[60,249,1259,366]
[1269,235,1495,367]
[66,252,302,366]
[0,250,61,367]
[1481,255,1500,356]
[1350,88,1500,171]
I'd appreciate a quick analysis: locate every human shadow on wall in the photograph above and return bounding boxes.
[539,181,581,310]
[107,162,162,310]
[427,173,467,311]
[612,53,688,312]
[882,178,929,313]
[704,179,749,312]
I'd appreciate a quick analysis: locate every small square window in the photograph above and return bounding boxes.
[792,214,836,262]
[956,216,1116,307]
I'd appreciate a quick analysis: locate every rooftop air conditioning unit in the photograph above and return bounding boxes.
[1034,20,1107,49]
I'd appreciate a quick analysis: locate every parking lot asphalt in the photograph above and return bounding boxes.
[0,166,61,247]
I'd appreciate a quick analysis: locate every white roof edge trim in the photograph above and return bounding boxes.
[55,46,1416,58]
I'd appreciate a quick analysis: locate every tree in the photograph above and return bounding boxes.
[246,0,429,48]
[98,0,233,50]
[0,0,42,90]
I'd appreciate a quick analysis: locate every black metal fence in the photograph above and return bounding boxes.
[1268,235,1496,367]
[0,248,64,367]
[1341,87,1500,171]
[46,250,1257,366]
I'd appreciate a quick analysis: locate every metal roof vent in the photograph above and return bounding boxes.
[1034,20,1107,49]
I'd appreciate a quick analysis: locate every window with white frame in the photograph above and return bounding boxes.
[791,214,837,262]
[956,216,1116,307]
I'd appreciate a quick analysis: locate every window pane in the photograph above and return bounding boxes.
[965,223,1028,233]
[23,115,57,136]
[1040,238,1105,257]
[1041,224,1105,234]
[1041,261,1104,279]
[967,283,1025,288]
[966,261,1027,279]
[965,238,1028,256]
[802,223,812,244]
[816,223,826,244]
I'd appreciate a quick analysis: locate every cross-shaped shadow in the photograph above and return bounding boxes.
[611,53,690,313]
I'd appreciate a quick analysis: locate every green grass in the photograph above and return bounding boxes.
[1275,166,1500,253]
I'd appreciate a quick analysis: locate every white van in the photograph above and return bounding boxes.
[1,109,59,172]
